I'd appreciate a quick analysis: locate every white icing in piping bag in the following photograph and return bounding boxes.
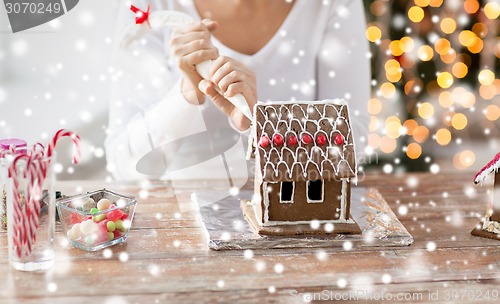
[121,10,253,120]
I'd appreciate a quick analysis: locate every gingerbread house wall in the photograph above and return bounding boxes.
[492,172,500,222]
[255,179,351,225]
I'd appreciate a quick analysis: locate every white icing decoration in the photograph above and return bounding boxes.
[482,217,500,234]
[475,161,500,185]
[263,219,355,226]
[252,100,356,180]
[340,179,348,221]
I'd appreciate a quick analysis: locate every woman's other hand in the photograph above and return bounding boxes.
[198,56,257,131]
[170,19,219,104]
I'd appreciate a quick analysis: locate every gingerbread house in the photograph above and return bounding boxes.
[472,152,500,240]
[244,100,361,235]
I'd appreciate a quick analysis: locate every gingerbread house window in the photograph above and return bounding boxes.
[307,180,324,203]
[280,182,294,203]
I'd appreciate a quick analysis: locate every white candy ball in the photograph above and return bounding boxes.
[97,198,112,210]
[67,229,77,240]
[80,219,98,235]
[71,223,83,239]
[67,225,82,240]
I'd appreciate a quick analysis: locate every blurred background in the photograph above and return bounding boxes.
[364,0,499,175]
[0,0,498,180]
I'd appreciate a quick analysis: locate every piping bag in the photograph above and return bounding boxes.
[122,5,253,120]
[122,5,247,176]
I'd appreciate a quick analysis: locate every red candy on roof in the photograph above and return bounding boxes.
[287,135,298,146]
[317,134,327,145]
[250,101,357,182]
[302,134,313,145]
[259,135,270,148]
[334,134,344,146]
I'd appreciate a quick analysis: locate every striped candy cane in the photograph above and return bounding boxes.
[46,129,81,164]
[9,152,48,257]
[8,155,29,258]
[7,130,81,258]
[23,154,46,257]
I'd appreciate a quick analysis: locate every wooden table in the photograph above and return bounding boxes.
[1,173,499,303]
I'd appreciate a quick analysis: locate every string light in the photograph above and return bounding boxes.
[366,0,498,168]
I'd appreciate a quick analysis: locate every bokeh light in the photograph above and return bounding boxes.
[368,98,383,115]
[478,69,495,86]
[429,0,443,7]
[464,0,480,14]
[413,126,429,143]
[459,31,476,47]
[414,0,430,7]
[451,113,467,130]
[408,6,425,23]
[452,62,468,78]
[437,72,453,89]
[438,91,453,108]
[417,45,434,61]
[434,38,451,55]
[403,119,418,135]
[418,102,434,119]
[440,18,456,34]
[406,143,422,159]
[380,136,397,154]
[484,2,500,20]
[435,129,451,146]
[365,0,499,173]
[485,105,500,121]
[380,82,396,98]
[366,25,382,42]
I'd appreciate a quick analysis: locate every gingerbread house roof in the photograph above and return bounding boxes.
[250,100,357,183]
[474,152,500,184]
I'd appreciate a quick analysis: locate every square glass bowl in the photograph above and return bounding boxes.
[56,189,137,251]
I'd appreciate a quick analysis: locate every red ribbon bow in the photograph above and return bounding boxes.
[130,4,150,26]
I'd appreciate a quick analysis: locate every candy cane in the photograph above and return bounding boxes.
[8,154,29,258]
[7,130,81,258]
[46,129,81,164]
[23,155,45,256]
[8,153,46,257]
[32,142,45,155]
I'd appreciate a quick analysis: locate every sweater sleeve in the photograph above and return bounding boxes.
[317,0,371,154]
[105,0,207,181]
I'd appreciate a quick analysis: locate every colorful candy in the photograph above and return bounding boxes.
[93,214,106,222]
[97,198,112,210]
[106,221,116,232]
[80,219,98,235]
[106,209,125,221]
[65,197,131,248]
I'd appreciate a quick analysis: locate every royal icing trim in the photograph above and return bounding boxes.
[474,152,500,184]
[253,100,357,181]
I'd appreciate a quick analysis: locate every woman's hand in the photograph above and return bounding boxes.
[198,56,257,131]
[170,19,219,104]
